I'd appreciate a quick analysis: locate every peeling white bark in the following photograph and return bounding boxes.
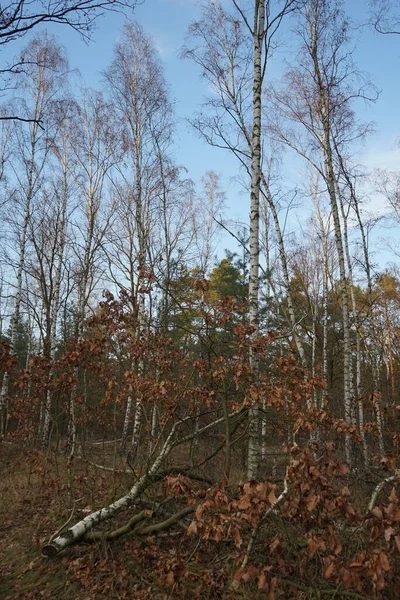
[247,0,264,482]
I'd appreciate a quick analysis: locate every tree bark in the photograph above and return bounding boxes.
[247,0,264,481]
[309,16,353,463]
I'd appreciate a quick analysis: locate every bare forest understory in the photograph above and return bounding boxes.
[1,292,400,599]
[1,429,399,599]
[1,438,399,599]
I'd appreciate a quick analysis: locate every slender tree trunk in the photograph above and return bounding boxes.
[321,234,329,407]
[311,312,317,405]
[338,185,369,466]
[130,292,146,460]
[383,303,395,401]
[121,395,133,454]
[312,193,330,407]
[323,153,352,463]
[42,170,68,449]
[334,144,378,465]
[261,200,270,460]
[373,364,385,456]
[222,379,231,482]
[356,331,368,467]
[311,36,353,461]
[0,129,38,435]
[247,0,264,481]
[67,191,94,459]
[261,183,307,369]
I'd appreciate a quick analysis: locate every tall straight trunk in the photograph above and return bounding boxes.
[383,303,395,401]
[222,379,231,481]
[334,144,379,463]
[338,186,369,466]
[261,200,270,460]
[42,167,68,449]
[321,235,329,407]
[353,204,384,456]
[323,150,352,463]
[120,227,137,453]
[338,188,356,426]
[247,0,264,481]
[310,30,353,463]
[121,395,133,454]
[129,127,147,460]
[67,185,95,460]
[261,182,307,369]
[131,391,143,458]
[149,402,158,452]
[311,312,317,405]
[356,331,368,467]
[312,194,329,407]
[0,126,38,435]
[130,296,145,460]
[373,364,385,456]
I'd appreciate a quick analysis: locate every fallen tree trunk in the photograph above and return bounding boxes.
[83,505,197,542]
[84,509,152,541]
[42,407,245,555]
[42,467,162,556]
[134,506,196,536]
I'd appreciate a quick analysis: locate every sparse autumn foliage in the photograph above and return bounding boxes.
[0,289,398,597]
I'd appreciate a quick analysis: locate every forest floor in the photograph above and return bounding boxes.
[1,442,395,599]
[0,443,255,600]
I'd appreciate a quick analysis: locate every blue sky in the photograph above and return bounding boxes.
[2,0,400,269]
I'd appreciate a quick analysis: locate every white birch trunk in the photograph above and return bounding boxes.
[373,365,385,456]
[150,402,158,452]
[321,234,329,407]
[310,36,353,462]
[67,194,94,459]
[335,146,376,464]
[43,408,244,555]
[130,391,143,459]
[311,193,330,409]
[120,395,133,453]
[338,187,369,466]
[311,314,317,406]
[0,126,38,435]
[247,0,264,481]
[41,165,68,449]
[356,332,369,467]
[323,154,352,464]
[130,298,146,459]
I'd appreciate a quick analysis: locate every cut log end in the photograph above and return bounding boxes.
[42,544,59,557]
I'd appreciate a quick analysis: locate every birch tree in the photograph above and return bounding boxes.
[65,89,119,457]
[104,22,175,455]
[270,0,377,463]
[310,178,332,407]
[192,171,225,279]
[0,0,139,123]
[0,34,68,435]
[184,0,301,480]
[37,102,76,447]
